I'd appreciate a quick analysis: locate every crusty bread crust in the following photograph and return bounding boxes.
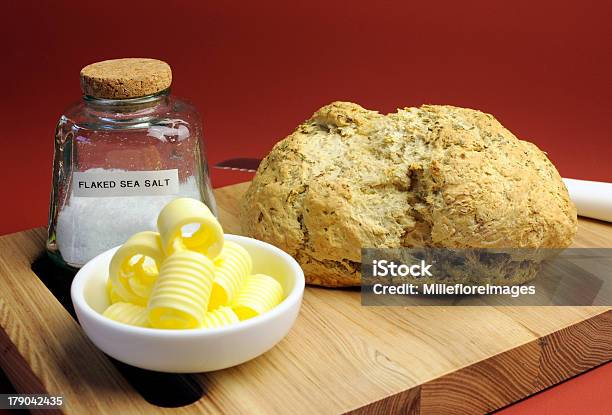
[240,102,577,287]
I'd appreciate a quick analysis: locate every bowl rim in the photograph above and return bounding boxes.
[71,234,305,338]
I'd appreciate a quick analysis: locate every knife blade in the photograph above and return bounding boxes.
[214,158,262,173]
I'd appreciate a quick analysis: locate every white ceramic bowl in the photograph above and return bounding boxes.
[71,234,304,373]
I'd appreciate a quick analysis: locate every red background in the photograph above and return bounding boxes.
[1,1,611,413]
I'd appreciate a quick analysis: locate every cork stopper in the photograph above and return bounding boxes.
[80,58,172,99]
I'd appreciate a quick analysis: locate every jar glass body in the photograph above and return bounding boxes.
[47,91,217,268]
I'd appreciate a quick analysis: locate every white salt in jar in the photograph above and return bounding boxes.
[47,58,217,268]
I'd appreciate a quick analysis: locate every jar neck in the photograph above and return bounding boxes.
[83,89,170,114]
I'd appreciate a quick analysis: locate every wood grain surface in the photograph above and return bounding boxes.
[0,182,610,414]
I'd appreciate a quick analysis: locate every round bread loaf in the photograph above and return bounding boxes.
[240,102,577,286]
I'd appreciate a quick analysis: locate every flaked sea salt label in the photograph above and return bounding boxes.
[73,169,180,197]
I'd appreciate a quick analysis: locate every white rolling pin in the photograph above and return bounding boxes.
[563,178,612,223]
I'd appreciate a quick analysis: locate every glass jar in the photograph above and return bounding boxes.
[47,58,217,268]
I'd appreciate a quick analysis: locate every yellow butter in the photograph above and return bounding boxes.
[209,241,252,310]
[103,302,150,327]
[201,307,240,328]
[102,197,285,331]
[232,274,284,321]
[157,198,224,258]
[148,250,215,329]
[108,231,163,306]
[106,278,124,304]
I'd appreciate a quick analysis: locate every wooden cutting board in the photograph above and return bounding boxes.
[0,182,610,415]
